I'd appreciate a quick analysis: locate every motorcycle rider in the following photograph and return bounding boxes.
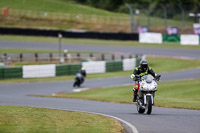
[73,73,84,87]
[73,67,87,87]
[80,67,87,78]
[130,60,160,102]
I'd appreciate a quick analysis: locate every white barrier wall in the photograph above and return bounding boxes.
[123,58,136,71]
[82,61,106,74]
[180,34,199,45]
[139,32,162,44]
[23,64,56,78]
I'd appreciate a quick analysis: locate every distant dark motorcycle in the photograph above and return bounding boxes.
[73,73,84,87]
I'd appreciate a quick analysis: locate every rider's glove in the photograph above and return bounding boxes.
[130,74,135,79]
[156,75,161,81]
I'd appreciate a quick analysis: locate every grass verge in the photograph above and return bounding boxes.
[0,35,200,50]
[0,105,124,133]
[0,0,193,32]
[0,0,125,16]
[36,79,200,110]
[0,48,60,53]
[0,48,92,53]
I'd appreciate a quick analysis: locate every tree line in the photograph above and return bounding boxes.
[71,0,200,19]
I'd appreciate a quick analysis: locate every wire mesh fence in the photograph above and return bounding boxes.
[133,4,194,34]
[0,7,196,33]
[0,52,140,67]
[7,8,130,25]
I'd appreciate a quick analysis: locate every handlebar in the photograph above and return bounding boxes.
[133,74,161,82]
[156,75,161,81]
[133,75,140,81]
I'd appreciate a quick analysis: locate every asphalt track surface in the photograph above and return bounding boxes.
[0,40,200,133]
[0,40,200,59]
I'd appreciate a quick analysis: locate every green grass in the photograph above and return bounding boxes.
[146,57,200,73]
[0,56,200,83]
[0,105,123,133]
[0,0,128,31]
[0,35,200,50]
[0,0,194,32]
[155,80,200,109]
[0,0,124,16]
[39,79,200,110]
[136,14,193,28]
[0,48,58,53]
[0,48,99,54]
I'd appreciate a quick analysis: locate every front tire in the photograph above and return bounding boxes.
[146,96,152,115]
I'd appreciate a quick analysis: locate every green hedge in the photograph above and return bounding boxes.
[0,67,22,79]
[56,64,82,76]
[56,65,71,76]
[0,68,3,79]
[69,64,82,75]
[106,61,122,72]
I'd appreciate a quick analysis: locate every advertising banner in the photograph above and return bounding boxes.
[180,34,199,45]
[137,26,148,33]
[23,64,56,78]
[167,27,178,35]
[139,32,162,44]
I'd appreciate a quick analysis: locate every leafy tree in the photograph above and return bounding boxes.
[73,0,200,19]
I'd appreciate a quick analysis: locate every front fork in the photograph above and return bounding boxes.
[144,94,154,105]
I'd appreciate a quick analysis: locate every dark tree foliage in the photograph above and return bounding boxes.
[86,0,123,11]
[72,0,200,18]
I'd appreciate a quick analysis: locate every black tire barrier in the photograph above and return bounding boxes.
[0,27,139,41]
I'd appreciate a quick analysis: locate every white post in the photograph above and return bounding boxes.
[58,33,63,63]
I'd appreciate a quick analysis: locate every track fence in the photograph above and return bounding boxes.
[0,53,144,79]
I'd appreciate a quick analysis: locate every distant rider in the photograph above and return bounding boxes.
[80,67,87,78]
[130,60,160,102]
[73,67,87,87]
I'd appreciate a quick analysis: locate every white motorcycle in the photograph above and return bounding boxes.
[135,74,160,115]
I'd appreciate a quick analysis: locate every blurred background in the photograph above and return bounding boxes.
[0,0,199,33]
[0,0,200,78]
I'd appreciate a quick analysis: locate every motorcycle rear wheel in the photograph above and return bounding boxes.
[73,80,80,87]
[136,102,145,114]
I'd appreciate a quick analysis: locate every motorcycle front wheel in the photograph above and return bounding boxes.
[146,96,152,115]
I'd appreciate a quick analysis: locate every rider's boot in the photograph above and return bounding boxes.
[133,89,138,102]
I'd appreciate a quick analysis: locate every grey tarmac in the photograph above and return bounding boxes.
[0,40,200,133]
[0,67,200,133]
[0,40,200,59]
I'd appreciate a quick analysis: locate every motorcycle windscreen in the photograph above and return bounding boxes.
[145,75,153,83]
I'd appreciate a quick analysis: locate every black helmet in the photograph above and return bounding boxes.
[140,60,148,71]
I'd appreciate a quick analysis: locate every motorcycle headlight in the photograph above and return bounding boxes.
[151,85,157,90]
[151,85,155,89]
[142,84,148,90]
